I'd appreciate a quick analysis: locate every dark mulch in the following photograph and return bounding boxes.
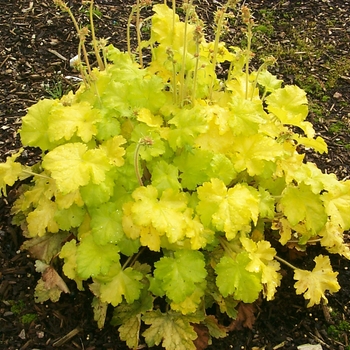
[1,0,349,349]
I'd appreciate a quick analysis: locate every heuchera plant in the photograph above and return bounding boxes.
[1,0,350,348]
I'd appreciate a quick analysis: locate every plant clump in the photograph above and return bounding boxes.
[0,0,349,349]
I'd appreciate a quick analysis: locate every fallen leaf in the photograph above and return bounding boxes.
[192,323,210,350]
[42,266,70,294]
[227,302,256,331]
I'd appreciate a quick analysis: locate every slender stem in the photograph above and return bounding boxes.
[172,59,177,104]
[179,0,194,106]
[275,255,298,270]
[127,6,136,59]
[134,142,144,187]
[192,42,200,104]
[251,56,276,101]
[65,6,81,38]
[89,0,104,70]
[209,2,229,100]
[241,6,254,100]
[81,39,92,75]
[122,247,146,270]
[172,0,176,32]
[287,238,322,244]
[244,27,252,99]
[135,0,144,67]
[61,5,90,82]
[21,170,51,180]
[218,236,238,260]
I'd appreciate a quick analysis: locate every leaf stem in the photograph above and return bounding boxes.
[134,142,144,187]
[21,169,51,180]
[218,236,239,260]
[275,255,298,270]
[127,6,136,60]
[122,247,146,270]
[241,6,254,100]
[209,5,227,101]
[135,0,144,68]
[192,24,202,104]
[89,0,104,71]
[179,0,194,106]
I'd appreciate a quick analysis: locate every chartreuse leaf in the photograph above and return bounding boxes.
[150,160,181,193]
[257,69,283,93]
[89,202,124,245]
[167,107,208,150]
[42,143,111,194]
[208,154,237,186]
[118,315,142,348]
[197,179,260,240]
[265,85,315,137]
[215,252,262,303]
[201,104,231,135]
[279,183,327,236]
[92,297,108,329]
[293,135,328,154]
[228,96,267,136]
[99,135,126,166]
[20,99,59,150]
[95,108,121,141]
[174,149,213,190]
[80,172,115,208]
[195,119,236,155]
[294,255,340,307]
[240,237,282,300]
[137,108,164,128]
[47,101,100,143]
[322,181,350,230]
[319,222,350,259]
[182,210,215,250]
[284,161,338,194]
[258,187,275,219]
[170,281,206,315]
[55,189,84,209]
[0,150,25,196]
[93,263,144,307]
[142,310,201,350]
[152,250,207,304]
[150,4,180,46]
[112,286,154,326]
[203,315,227,339]
[76,235,120,279]
[130,186,189,243]
[240,237,276,273]
[230,133,285,176]
[54,204,85,231]
[112,287,154,349]
[131,123,166,161]
[11,176,56,214]
[26,198,59,237]
[59,239,84,290]
[262,260,282,301]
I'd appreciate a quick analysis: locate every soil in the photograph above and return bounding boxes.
[0,0,350,349]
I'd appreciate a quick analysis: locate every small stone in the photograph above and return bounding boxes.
[18,329,26,340]
[333,92,342,99]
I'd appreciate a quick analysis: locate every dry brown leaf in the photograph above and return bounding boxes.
[192,323,210,350]
[227,302,256,331]
[42,266,70,294]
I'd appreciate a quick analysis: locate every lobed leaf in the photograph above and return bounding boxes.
[294,255,340,307]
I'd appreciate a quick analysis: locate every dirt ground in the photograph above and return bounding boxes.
[0,0,350,349]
